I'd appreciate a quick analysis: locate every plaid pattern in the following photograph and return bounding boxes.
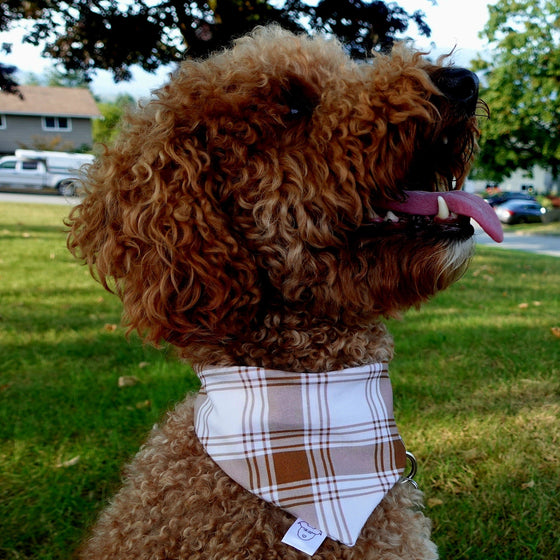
[194,364,406,546]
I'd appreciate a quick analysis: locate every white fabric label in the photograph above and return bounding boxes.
[282,518,328,556]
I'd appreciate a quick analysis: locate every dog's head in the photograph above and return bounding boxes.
[68,26,500,366]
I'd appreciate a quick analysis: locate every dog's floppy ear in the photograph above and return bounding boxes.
[67,102,261,349]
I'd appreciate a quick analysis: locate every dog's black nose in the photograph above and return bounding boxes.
[435,68,479,113]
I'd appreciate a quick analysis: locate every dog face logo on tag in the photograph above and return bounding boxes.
[282,518,327,555]
[297,521,322,541]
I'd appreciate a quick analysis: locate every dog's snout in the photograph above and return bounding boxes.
[435,68,479,112]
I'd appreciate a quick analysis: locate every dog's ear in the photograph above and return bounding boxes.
[67,114,261,349]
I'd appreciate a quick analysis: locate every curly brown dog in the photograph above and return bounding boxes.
[68,26,502,560]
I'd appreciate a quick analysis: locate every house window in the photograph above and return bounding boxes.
[0,115,6,129]
[42,116,72,131]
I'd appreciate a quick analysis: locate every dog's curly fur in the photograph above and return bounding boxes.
[68,26,484,559]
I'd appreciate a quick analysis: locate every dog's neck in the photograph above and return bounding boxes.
[181,316,395,372]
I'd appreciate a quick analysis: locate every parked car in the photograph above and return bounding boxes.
[494,199,547,224]
[0,149,94,196]
[485,192,537,207]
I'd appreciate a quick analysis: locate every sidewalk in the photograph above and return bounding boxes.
[475,223,560,257]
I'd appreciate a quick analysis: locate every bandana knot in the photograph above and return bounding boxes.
[194,364,406,547]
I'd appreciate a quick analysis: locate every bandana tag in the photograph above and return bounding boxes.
[282,518,327,556]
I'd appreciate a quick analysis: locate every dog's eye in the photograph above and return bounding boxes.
[282,78,318,121]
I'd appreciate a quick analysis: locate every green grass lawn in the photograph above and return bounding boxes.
[1,201,559,559]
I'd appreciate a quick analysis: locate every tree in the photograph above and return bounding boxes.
[23,67,90,88]
[311,0,431,58]
[0,61,20,96]
[473,0,560,181]
[93,94,136,146]
[45,68,90,88]
[2,0,431,89]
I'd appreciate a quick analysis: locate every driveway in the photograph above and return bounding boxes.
[0,191,81,206]
[475,224,560,257]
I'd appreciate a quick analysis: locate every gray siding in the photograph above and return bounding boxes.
[0,114,94,154]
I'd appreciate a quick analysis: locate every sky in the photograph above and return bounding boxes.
[396,0,496,59]
[0,0,497,100]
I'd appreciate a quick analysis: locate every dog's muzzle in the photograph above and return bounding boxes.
[435,67,480,114]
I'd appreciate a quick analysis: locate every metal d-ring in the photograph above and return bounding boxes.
[401,451,419,489]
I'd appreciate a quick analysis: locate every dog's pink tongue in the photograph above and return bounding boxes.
[384,190,504,243]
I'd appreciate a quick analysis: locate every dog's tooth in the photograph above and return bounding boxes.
[367,209,382,221]
[442,136,449,145]
[436,196,450,220]
[385,211,399,223]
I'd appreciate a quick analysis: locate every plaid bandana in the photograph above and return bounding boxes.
[194,364,406,547]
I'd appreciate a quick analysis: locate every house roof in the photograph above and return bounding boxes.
[0,85,101,118]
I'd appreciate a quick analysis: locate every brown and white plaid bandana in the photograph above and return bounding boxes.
[194,364,406,547]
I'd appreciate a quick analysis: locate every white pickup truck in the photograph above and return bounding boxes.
[0,149,95,196]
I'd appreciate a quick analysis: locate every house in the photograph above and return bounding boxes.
[494,166,558,195]
[466,166,559,196]
[0,85,101,154]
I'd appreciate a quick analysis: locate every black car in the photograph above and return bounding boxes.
[494,199,546,224]
[485,192,537,207]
